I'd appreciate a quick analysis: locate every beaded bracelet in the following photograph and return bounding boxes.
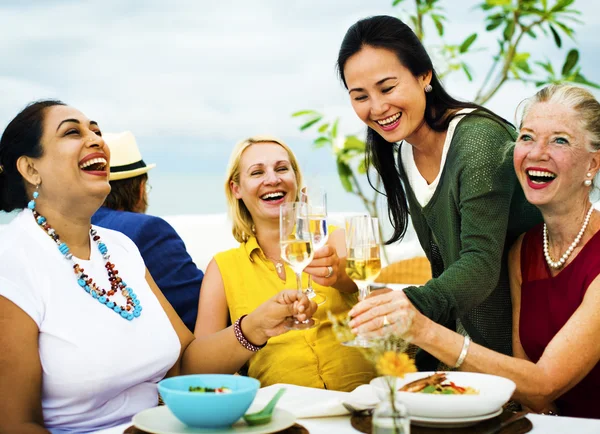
[234,314,267,352]
[454,335,471,369]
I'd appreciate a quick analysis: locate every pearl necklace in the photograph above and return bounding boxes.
[543,204,594,270]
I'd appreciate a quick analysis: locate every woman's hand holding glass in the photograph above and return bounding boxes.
[343,215,382,347]
[279,201,319,329]
[244,290,318,343]
[303,244,339,287]
[348,289,420,341]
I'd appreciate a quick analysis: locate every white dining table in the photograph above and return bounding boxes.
[94,383,600,434]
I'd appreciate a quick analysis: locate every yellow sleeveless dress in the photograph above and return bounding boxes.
[214,230,376,392]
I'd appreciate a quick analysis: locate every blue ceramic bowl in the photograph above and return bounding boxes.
[158,374,260,428]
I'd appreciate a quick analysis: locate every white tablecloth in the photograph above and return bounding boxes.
[93,383,600,434]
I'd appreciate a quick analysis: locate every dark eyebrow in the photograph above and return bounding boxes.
[56,118,80,132]
[349,76,397,93]
[56,119,99,132]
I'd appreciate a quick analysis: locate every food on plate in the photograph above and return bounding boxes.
[399,373,478,395]
[188,386,232,394]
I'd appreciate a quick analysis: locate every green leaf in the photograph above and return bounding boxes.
[344,136,366,152]
[300,116,322,131]
[459,33,477,53]
[292,110,315,117]
[549,24,562,48]
[515,60,532,74]
[392,0,405,5]
[503,20,515,40]
[461,62,473,81]
[357,159,367,175]
[541,0,547,10]
[553,21,575,39]
[535,60,554,75]
[561,49,579,76]
[331,119,339,139]
[313,137,330,148]
[486,18,504,31]
[572,73,600,89]
[551,0,575,13]
[336,160,354,192]
[432,16,444,36]
[318,123,329,133]
[526,28,537,38]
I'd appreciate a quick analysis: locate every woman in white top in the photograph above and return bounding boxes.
[0,100,316,434]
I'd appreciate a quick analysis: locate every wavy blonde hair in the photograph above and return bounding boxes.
[225,135,304,243]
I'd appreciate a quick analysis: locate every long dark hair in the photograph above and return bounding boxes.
[337,15,510,243]
[0,100,66,212]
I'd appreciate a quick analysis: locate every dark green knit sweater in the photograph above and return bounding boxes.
[399,114,542,358]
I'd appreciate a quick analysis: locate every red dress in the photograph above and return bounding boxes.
[520,224,600,418]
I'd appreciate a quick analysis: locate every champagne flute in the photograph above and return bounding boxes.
[280,202,318,330]
[343,215,382,347]
[300,187,328,305]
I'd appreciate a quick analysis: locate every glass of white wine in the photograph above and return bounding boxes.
[280,201,318,330]
[344,215,382,347]
[300,187,328,305]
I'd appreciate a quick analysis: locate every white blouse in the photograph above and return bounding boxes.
[401,108,476,207]
[0,210,180,433]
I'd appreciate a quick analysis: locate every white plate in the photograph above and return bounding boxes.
[133,406,296,434]
[370,371,515,418]
[411,408,503,428]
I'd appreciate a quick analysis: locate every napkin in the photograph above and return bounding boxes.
[343,384,381,410]
[252,384,351,418]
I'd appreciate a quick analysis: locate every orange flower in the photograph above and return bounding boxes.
[376,351,417,378]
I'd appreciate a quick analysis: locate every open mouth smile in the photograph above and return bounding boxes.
[526,168,556,190]
[375,112,402,131]
[260,191,286,203]
[79,153,108,176]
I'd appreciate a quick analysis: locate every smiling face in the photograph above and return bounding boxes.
[231,142,298,226]
[27,105,111,210]
[343,45,431,144]
[513,101,600,209]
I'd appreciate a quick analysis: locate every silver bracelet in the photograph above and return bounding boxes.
[454,335,471,368]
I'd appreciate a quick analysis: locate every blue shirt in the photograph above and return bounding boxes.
[92,206,203,331]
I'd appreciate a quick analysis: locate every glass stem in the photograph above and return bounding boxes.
[357,283,370,301]
[295,271,303,294]
[307,274,313,291]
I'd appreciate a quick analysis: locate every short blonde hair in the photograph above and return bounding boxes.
[225,135,304,243]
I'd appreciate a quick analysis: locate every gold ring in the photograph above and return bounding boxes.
[325,266,334,278]
[382,315,390,327]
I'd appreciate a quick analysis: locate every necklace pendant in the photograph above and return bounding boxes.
[275,262,283,274]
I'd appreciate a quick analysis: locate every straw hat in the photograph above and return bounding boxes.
[103,131,156,181]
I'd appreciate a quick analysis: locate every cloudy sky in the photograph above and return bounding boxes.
[1,0,599,214]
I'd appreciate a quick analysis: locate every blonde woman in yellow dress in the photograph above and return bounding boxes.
[195,135,376,391]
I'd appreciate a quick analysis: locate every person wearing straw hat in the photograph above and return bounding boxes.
[92,131,204,331]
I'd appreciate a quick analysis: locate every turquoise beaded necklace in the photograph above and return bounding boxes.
[31,209,143,321]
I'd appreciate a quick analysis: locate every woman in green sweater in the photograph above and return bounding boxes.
[337,15,541,369]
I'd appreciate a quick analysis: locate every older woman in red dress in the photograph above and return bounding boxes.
[349,84,600,418]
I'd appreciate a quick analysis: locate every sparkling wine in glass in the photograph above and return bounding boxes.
[300,187,328,305]
[280,202,318,330]
[343,215,382,347]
